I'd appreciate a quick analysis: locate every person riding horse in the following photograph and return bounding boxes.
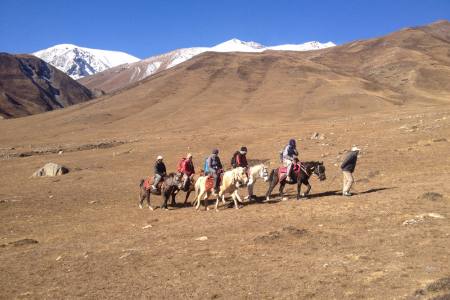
[282,139,299,182]
[151,155,166,191]
[232,146,248,169]
[206,149,223,193]
[180,153,195,191]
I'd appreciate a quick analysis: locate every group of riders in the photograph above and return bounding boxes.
[150,138,302,194]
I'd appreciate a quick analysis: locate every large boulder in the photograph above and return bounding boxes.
[32,163,69,177]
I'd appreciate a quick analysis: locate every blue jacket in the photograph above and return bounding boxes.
[207,154,223,172]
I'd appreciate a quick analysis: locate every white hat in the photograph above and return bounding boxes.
[186,153,192,158]
[156,155,163,160]
[351,146,361,152]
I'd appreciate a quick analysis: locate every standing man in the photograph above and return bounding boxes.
[341,146,360,196]
[181,153,195,191]
[282,139,299,182]
[152,155,166,191]
[207,149,223,194]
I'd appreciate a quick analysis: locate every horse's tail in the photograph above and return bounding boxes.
[139,179,145,187]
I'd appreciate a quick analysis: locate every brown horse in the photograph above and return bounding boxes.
[138,173,183,210]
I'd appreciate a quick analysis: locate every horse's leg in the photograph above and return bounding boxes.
[214,194,220,212]
[171,189,177,206]
[265,175,278,201]
[297,181,302,200]
[235,189,244,204]
[184,190,190,205]
[195,190,203,210]
[279,181,286,200]
[162,190,169,210]
[304,179,311,197]
[147,190,153,211]
[233,190,242,209]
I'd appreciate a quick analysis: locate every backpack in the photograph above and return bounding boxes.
[230,151,240,168]
[203,157,209,174]
[177,158,186,173]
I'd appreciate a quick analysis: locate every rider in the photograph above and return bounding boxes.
[180,153,195,190]
[235,146,248,168]
[282,139,299,182]
[152,155,167,190]
[207,148,223,193]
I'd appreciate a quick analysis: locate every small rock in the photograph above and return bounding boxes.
[142,225,153,229]
[58,150,63,155]
[32,163,69,177]
[426,213,445,219]
[88,200,97,204]
[195,236,208,241]
[56,256,62,261]
[119,253,131,259]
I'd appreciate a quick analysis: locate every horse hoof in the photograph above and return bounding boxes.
[148,206,154,211]
[139,204,143,209]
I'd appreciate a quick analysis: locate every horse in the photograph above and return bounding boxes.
[243,164,270,200]
[138,173,183,210]
[265,161,326,201]
[194,167,248,211]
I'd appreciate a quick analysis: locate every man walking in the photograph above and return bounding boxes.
[341,146,360,196]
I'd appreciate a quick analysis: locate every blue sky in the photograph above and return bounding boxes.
[1,0,449,58]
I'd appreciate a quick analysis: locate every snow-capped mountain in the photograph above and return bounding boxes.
[33,44,140,79]
[80,38,335,92]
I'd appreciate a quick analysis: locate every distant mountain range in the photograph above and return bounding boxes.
[76,39,336,93]
[33,39,335,89]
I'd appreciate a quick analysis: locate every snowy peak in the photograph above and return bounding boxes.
[33,44,140,79]
[211,38,265,52]
[267,41,336,51]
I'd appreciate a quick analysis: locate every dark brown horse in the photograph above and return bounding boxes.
[138,173,183,210]
[265,161,326,201]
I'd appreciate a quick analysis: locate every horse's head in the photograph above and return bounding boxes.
[234,167,249,187]
[313,161,326,181]
[260,165,270,182]
[169,172,183,189]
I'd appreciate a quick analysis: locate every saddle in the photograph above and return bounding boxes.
[205,173,223,191]
[143,176,163,193]
[278,164,302,182]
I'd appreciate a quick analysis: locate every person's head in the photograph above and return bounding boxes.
[289,139,296,147]
[351,146,361,153]
[293,156,299,163]
[187,153,192,160]
[212,148,219,155]
[156,155,163,161]
[240,146,247,155]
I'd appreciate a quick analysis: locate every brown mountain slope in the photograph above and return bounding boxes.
[0,53,94,118]
[0,20,449,145]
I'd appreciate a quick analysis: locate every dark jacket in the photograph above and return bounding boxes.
[283,144,298,160]
[236,153,248,168]
[207,154,223,172]
[341,151,358,173]
[154,161,167,176]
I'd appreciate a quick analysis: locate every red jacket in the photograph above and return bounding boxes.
[236,153,248,168]
[181,159,195,176]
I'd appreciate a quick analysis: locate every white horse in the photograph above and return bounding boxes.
[244,164,270,200]
[194,167,248,211]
